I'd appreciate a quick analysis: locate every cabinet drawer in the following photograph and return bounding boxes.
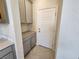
[0,46,12,58]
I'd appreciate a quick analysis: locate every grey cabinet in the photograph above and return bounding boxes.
[23,32,36,56]
[0,45,16,59]
[31,33,36,48]
[2,53,13,59]
[23,38,31,55]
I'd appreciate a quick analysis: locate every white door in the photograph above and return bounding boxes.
[37,8,56,49]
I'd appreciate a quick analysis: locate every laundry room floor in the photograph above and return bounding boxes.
[25,45,55,59]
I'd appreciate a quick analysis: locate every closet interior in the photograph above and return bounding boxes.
[19,0,36,57]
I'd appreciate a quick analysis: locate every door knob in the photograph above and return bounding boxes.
[38,28,40,32]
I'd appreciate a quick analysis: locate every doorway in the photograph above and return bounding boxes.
[18,0,62,59]
[37,8,56,49]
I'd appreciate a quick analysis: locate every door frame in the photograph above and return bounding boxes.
[32,0,63,58]
[54,0,63,59]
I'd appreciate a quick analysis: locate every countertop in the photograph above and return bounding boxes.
[0,38,14,50]
[22,31,36,42]
[22,31,35,39]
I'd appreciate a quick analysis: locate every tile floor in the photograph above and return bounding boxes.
[25,45,55,59]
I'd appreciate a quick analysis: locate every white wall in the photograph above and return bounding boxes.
[0,0,24,59]
[0,0,15,42]
[56,0,79,59]
[37,0,56,9]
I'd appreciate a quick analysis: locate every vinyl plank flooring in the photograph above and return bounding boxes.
[25,45,55,59]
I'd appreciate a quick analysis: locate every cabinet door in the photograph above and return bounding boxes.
[25,0,32,23]
[31,33,36,48]
[19,0,26,23]
[2,53,13,59]
[23,38,31,56]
